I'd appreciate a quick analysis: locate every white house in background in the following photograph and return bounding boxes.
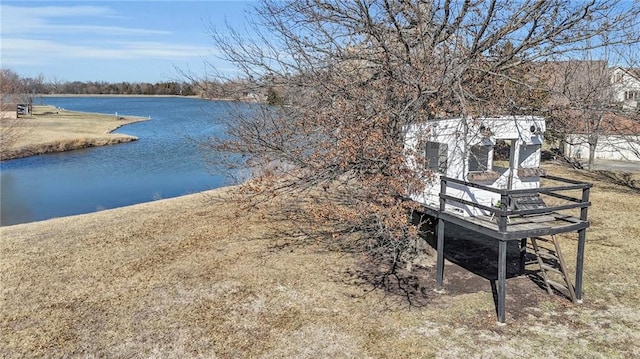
[611,66,640,110]
[405,116,546,217]
[559,67,640,163]
[564,133,640,162]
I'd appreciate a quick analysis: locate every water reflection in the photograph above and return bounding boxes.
[0,173,33,225]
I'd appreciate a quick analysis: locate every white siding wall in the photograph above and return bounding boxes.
[405,116,546,216]
[564,134,640,162]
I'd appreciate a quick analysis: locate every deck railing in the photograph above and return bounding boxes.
[439,175,592,232]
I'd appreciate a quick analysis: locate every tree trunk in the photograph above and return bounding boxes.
[588,135,598,171]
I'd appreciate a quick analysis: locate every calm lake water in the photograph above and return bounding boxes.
[0,96,240,226]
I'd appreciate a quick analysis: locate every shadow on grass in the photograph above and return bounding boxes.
[341,259,434,307]
[416,215,575,318]
[583,170,640,194]
[206,188,567,312]
[208,190,437,307]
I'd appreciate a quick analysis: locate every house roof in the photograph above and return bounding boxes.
[612,66,640,82]
[600,114,640,135]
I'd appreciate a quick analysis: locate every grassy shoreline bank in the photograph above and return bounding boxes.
[1,163,639,357]
[0,105,148,161]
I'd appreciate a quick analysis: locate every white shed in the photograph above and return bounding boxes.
[405,116,546,217]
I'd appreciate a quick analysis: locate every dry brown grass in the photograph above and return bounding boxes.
[0,105,146,160]
[1,163,639,358]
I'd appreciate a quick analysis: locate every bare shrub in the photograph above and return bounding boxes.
[1,69,30,150]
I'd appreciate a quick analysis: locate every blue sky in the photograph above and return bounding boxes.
[1,1,255,83]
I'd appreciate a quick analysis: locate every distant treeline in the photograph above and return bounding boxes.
[2,68,272,103]
[36,81,198,96]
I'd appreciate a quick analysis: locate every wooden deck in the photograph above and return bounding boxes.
[427,174,592,324]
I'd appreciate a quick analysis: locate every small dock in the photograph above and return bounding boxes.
[423,174,591,324]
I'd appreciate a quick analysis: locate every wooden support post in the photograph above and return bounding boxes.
[436,178,447,292]
[575,186,590,303]
[497,240,507,324]
[436,218,445,292]
[439,179,447,213]
[519,238,527,275]
[575,229,586,303]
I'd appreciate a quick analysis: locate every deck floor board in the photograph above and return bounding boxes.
[422,205,588,241]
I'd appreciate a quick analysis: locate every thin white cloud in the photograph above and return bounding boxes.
[28,24,170,36]
[115,41,214,58]
[1,38,212,66]
[2,4,115,22]
[1,4,209,66]
[0,3,227,81]
[1,4,168,36]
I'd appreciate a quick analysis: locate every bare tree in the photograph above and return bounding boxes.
[47,75,65,95]
[202,1,640,278]
[0,69,30,153]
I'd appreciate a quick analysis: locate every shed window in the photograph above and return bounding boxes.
[469,145,491,172]
[425,141,448,174]
[625,91,640,100]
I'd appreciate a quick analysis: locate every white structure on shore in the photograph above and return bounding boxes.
[405,116,546,217]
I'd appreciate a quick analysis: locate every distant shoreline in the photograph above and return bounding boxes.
[34,93,259,103]
[36,94,202,99]
[0,105,148,161]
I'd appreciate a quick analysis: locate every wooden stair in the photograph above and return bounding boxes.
[509,193,547,210]
[529,235,577,303]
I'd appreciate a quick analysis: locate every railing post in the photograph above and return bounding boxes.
[580,187,590,222]
[575,186,590,303]
[439,178,447,212]
[498,193,508,232]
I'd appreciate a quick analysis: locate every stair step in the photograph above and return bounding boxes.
[546,279,572,292]
[540,264,564,275]
[532,236,554,244]
[537,252,559,261]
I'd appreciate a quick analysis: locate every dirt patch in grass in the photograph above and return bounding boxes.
[1,163,639,357]
[0,105,147,160]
